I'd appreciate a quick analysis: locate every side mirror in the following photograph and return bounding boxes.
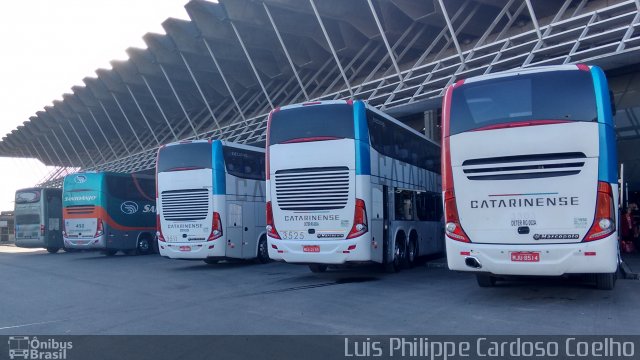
[609,90,617,116]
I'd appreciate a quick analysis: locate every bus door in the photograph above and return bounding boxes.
[46,194,62,248]
[226,202,243,258]
[241,202,257,259]
[371,185,384,263]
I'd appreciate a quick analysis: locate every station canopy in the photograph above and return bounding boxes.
[0,0,639,188]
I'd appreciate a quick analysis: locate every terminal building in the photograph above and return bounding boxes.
[0,0,638,198]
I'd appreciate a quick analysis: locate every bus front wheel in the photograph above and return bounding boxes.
[46,247,59,254]
[309,264,327,273]
[595,272,616,290]
[256,237,270,264]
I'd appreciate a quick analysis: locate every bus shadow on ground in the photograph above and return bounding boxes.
[172,259,265,271]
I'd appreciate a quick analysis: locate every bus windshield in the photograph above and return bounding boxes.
[157,143,212,173]
[450,71,597,135]
[269,104,354,144]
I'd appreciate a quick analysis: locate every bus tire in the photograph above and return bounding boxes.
[256,237,270,264]
[103,249,118,256]
[384,236,406,273]
[309,264,328,273]
[46,247,60,254]
[204,258,219,265]
[476,273,496,287]
[136,236,152,255]
[407,238,417,268]
[595,272,616,290]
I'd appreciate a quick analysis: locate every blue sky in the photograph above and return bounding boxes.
[0,0,192,210]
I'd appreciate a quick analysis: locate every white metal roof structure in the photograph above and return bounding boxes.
[0,0,639,187]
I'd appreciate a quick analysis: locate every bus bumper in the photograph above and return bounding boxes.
[446,235,618,276]
[15,238,45,248]
[159,240,223,259]
[267,236,371,264]
[64,236,105,249]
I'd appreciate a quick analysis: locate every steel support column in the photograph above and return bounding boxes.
[97,100,133,154]
[85,108,119,158]
[229,21,274,109]
[57,125,88,167]
[263,2,309,101]
[74,114,108,164]
[309,0,354,97]
[367,0,402,81]
[201,37,247,126]
[437,0,464,64]
[178,51,221,130]
[62,120,96,167]
[50,129,75,166]
[40,136,65,166]
[123,84,160,145]
[156,62,199,139]
[140,75,178,141]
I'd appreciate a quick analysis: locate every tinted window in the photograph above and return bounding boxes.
[16,191,41,204]
[106,174,154,201]
[157,143,212,173]
[367,111,440,173]
[223,146,265,180]
[16,214,40,225]
[416,192,442,222]
[450,71,597,134]
[269,104,355,144]
[394,190,414,221]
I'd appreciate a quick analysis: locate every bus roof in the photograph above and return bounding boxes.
[463,64,591,84]
[161,139,264,153]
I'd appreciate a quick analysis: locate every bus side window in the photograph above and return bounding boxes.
[394,190,413,221]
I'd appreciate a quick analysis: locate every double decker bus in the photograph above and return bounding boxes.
[62,172,156,256]
[14,188,63,253]
[156,140,268,264]
[442,64,619,289]
[266,100,442,273]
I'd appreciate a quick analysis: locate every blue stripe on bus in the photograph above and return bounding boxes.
[212,140,226,195]
[590,66,618,183]
[353,100,371,175]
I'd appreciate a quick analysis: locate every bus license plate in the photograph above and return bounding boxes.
[510,252,540,262]
[303,245,320,253]
[179,246,191,252]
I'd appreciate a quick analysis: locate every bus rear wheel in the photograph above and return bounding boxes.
[256,237,270,264]
[476,273,496,287]
[309,264,328,273]
[595,272,616,290]
[46,247,60,254]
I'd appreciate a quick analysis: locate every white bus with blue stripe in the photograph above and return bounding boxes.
[442,64,619,289]
[156,140,268,264]
[266,100,443,273]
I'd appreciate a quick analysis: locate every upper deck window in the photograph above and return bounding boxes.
[269,104,354,145]
[450,71,597,135]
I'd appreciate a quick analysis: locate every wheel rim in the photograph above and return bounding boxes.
[394,240,404,267]
[139,239,149,252]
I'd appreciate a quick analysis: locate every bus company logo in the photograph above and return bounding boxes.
[8,336,73,359]
[120,201,139,215]
[533,233,580,240]
[73,175,87,184]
